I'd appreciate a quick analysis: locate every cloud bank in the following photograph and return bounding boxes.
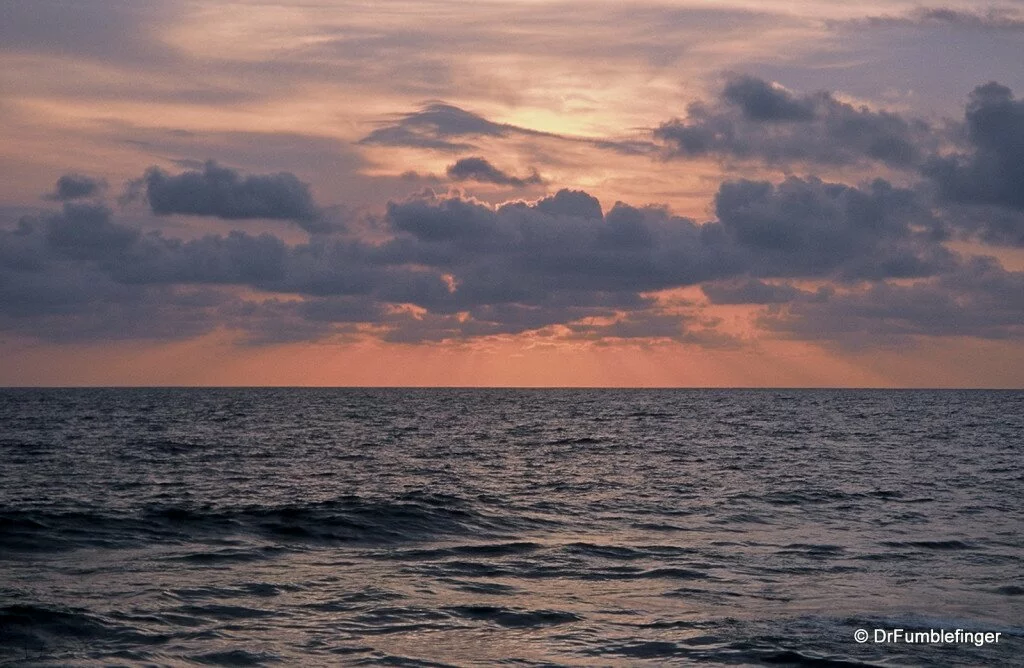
[2,79,1023,351]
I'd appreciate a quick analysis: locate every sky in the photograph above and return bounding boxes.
[1,0,1023,387]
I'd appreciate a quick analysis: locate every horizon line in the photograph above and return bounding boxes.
[1,385,1021,391]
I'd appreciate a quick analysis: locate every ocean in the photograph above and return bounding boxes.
[0,388,1020,666]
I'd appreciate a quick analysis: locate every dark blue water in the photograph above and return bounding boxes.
[1,389,1021,666]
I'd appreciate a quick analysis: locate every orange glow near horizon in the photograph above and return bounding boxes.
[3,330,1022,388]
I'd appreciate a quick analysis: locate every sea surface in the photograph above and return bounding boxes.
[0,389,1021,667]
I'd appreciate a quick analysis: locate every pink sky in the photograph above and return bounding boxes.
[1,1,1023,386]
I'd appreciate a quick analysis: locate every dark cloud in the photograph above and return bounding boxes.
[588,138,661,156]
[0,219,46,273]
[358,102,585,152]
[297,296,390,324]
[387,103,506,138]
[760,257,1024,347]
[722,75,815,122]
[655,75,934,168]
[936,205,1024,247]
[45,174,106,201]
[112,231,289,286]
[565,312,692,341]
[222,299,346,346]
[0,219,301,343]
[702,279,805,305]
[359,103,514,151]
[358,101,660,159]
[714,177,954,280]
[357,126,476,152]
[43,203,139,261]
[446,157,543,187]
[385,197,499,244]
[374,190,728,306]
[349,179,952,321]
[140,161,331,232]
[16,288,227,343]
[533,189,604,220]
[2,164,1020,346]
[652,76,1024,250]
[0,220,228,341]
[0,183,712,343]
[923,82,1024,219]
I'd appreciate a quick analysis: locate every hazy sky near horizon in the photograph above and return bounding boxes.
[2,0,1024,386]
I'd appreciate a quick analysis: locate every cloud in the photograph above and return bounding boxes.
[564,311,695,342]
[2,162,1021,347]
[112,230,289,286]
[0,215,229,341]
[446,157,543,187]
[924,82,1024,211]
[0,287,234,343]
[0,184,709,343]
[721,75,815,122]
[375,190,727,305]
[357,127,475,152]
[43,203,140,261]
[301,177,952,318]
[0,0,178,65]
[655,74,935,168]
[714,176,954,280]
[45,174,106,201]
[358,102,587,153]
[916,81,1024,246]
[936,205,1024,247]
[139,161,331,232]
[760,257,1024,347]
[652,76,1023,248]
[357,101,658,163]
[533,189,604,220]
[702,279,805,305]
[359,103,515,151]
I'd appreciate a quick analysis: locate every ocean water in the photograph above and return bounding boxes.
[0,389,1021,667]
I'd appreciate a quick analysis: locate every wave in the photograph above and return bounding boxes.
[0,492,550,553]
[880,539,976,551]
[443,605,581,628]
[191,649,282,666]
[0,602,168,657]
